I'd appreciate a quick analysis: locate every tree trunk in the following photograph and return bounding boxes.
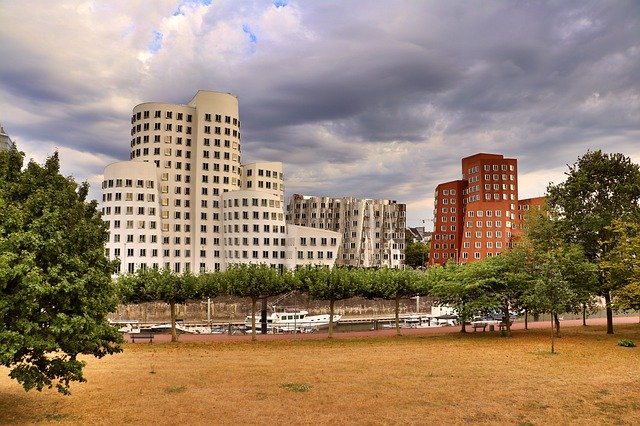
[582,303,587,326]
[328,299,335,339]
[395,296,401,336]
[260,297,268,334]
[170,301,178,343]
[604,292,614,334]
[554,313,561,337]
[503,299,511,337]
[251,297,257,342]
[550,315,555,354]
[524,309,528,330]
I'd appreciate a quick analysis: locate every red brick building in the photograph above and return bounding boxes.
[429,153,544,265]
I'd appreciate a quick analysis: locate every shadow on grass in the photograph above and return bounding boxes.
[0,389,77,424]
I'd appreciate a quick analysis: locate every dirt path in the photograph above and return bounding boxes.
[126,315,639,344]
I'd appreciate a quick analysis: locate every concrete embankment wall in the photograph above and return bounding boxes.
[110,295,435,323]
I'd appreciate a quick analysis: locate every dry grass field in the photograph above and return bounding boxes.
[1,323,638,425]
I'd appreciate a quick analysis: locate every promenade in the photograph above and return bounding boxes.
[124,315,639,343]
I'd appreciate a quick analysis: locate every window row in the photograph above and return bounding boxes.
[103,179,154,189]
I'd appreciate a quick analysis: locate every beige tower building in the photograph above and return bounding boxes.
[102,91,341,274]
[286,194,406,268]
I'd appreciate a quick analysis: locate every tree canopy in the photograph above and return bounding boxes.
[546,150,640,333]
[0,151,122,394]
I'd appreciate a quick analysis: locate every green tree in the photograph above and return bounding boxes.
[225,264,290,341]
[430,262,498,333]
[524,252,576,353]
[298,266,359,338]
[482,249,532,336]
[361,268,421,335]
[404,240,430,269]
[0,151,122,394]
[198,271,226,300]
[600,220,640,318]
[118,268,199,342]
[546,150,640,334]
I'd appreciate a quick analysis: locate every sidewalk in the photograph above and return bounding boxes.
[126,315,639,343]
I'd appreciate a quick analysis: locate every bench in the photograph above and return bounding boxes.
[472,323,487,332]
[130,332,154,343]
[499,320,513,331]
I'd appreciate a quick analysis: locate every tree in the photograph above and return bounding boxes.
[225,264,290,341]
[430,262,498,333]
[0,151,122,394]
[150,269,199,342]
[546,150,640,334]
[600,220,640,319]
[361,268,421,335]
[198,271,226,300]
[524,251,576,353]
[118,268,199,342]
[298,266,359,338]
[404,239,430,269]
[520,206,598,333]
[481,249,532,336]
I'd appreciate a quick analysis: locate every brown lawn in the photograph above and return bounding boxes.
[1,323,639,425]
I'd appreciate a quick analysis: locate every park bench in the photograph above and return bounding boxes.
[130,332,155,343]
[472,323,487,332]
[499,320,513,331]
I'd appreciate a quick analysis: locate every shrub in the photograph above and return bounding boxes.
[618,339,636,348]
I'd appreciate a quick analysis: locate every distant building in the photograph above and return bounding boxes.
[101,91,341,275]
[406,226,432,244]
[0,124,15,151]
[429,153,544,265]
[286,194,406,268]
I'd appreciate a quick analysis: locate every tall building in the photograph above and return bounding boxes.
[286,194,406,268]
[0,124,15,151]
[429,153,543,265]
[101,91,341,275]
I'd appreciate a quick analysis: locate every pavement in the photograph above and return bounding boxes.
[124,315,639,344]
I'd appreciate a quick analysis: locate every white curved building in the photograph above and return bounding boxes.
[102,91,341,274]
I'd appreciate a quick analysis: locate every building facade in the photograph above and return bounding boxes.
[0,124,15,151]
[286,194,406,268]
[102,91,341,275]
[429,153,543,265]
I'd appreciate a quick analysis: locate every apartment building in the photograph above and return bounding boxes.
[429,153,543,265]
[101,91,341,275]
[286,194,406,268]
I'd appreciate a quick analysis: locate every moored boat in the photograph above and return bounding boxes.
[244,306,341,333]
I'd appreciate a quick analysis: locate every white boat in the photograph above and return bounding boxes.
[245,307,341,333]
[382,313,457,329]
[383,314,436,329]
[109,319,141,333]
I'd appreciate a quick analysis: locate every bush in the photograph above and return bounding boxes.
[618,339,636,348]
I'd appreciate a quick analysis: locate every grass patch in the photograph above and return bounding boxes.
[0,323,638,425]
[281,382,311,392]
[164,386,187,394]
[41,412,77,422]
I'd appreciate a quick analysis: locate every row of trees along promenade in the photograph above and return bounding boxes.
[1,149,639,395]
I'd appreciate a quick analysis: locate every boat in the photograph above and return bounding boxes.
[382,314,452,329]
[244,306,341,333]
[109,319,141,333]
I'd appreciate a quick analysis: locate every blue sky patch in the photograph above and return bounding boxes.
[149,31,163,53]
[243,24,257,44]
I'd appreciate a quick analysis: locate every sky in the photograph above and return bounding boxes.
[1,0,639,227]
